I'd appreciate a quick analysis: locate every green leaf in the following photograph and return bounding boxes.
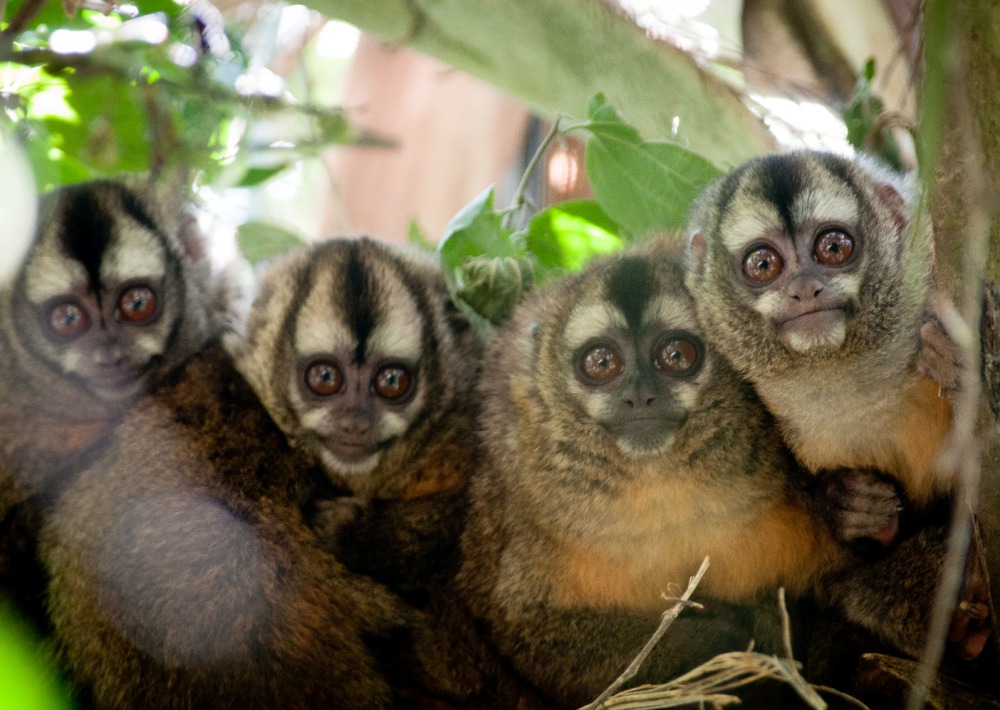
[236,221,306,264]
[437,187,518,277]
[526,199,622,276]
[235,165,291,188]
[584,137,722,235]
[583,92,642,145]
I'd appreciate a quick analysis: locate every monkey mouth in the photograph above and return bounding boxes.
[612,415,686,455]
[324,437,380,463]
[778,308,847,352]
[86,369,147,400]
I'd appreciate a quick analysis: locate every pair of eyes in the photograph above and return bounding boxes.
[48,285,159,339]
[579,336,702,383]
[305,362,414,401]
[742,229,855,284]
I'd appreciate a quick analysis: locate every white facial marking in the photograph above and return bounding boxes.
[793,187,858,227]
[783,318,847,353]
[643,294,697,331]
[320,448,381,476]
[564,302,626,351]
[294,269,355,356]
[367,276,423,362]
[105,226,166,282]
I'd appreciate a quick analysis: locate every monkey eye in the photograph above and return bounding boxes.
[305,361,344,396]
[580,344,624,383]
[742,246,784,283]
[48,301,90,339]
[654,335,702,375]
[118,285,159,324]
[813,229,854,266]
[373,365,413,402]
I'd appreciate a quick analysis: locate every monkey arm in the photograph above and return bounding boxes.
[309,488,468,597]
[813,522,991,662]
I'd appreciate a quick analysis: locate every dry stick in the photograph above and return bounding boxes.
[584,556,711,710]
[905,21,990,710]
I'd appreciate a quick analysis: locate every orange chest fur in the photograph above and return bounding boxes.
[546,472,842,612]
[790,376,953,508]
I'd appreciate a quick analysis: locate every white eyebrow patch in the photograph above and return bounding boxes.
[792,187,858,226]
[643,294,696,331]
[719,202,780,253]
[104,225,166,282]
[23,247,87,303]
[294,269,356,355]
[563,302,626,350]
[366,277,423,362]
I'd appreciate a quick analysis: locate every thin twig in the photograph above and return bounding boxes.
[502,117,562,230]
[584,556,710,710]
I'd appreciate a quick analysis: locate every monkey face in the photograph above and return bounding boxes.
[538,254,713,458]
[687,151,924,373]
[729,218,861,354]
[232,238,473,488]
[12,182,197,402]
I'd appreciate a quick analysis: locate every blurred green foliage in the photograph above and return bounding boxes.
[0,0,363,192]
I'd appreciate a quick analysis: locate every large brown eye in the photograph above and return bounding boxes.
[655,337,701,375]
[118,286,158,324]
[742,246,784,283]
[373,366,413,401]
[48,302,89,339]
[814,229,854,266]
[305,362,343,396]
[581,345,623,383]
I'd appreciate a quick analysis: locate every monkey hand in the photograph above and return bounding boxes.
[816,468,903,547]
[948,533,993,661]
[308,496,370,553]
[917,316,962,397]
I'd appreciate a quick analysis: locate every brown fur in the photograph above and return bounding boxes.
[685,150,986,665]
[457,250,849,708]
[0,179,221,637]
[39,345,409,709]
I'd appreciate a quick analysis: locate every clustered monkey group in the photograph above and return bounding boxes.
[0,152,994,709]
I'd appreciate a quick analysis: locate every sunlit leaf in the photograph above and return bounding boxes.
[526,199,622,277]
[236,221,305,264]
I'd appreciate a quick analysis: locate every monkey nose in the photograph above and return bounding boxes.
[786,275,825,303]
[92,344,125,367]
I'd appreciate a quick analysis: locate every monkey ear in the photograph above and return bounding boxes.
[877,184,909,235]
[689,233,707,276]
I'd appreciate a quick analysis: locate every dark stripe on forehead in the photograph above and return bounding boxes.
[58,183,114,301]
[603,256,654,330]
[756,154,806,239]
[344,242,377,363]
[119,186,161,237]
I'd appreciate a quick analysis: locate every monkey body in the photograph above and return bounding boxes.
[495,370,840,611]
[40,345,407,709]
[685,150,992,662]
[0,179,222,634]
[686,150,950,510]
[459,249,853,706]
